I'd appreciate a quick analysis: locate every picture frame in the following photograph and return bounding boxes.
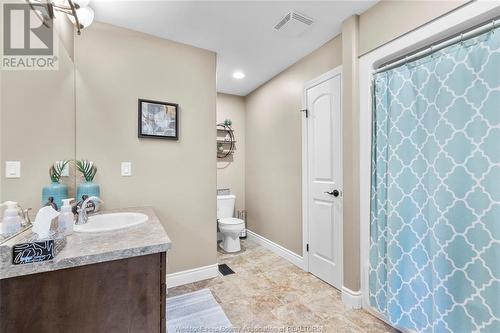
[138,99,179,140]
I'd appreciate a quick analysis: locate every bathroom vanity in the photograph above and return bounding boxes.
[0,207,171,333]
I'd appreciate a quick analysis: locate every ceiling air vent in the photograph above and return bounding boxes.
[274,11,313,37]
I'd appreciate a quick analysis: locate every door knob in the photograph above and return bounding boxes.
[325,190,340,197]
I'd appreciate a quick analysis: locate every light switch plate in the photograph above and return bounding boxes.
[5,161,21,178]
[121,162,132,176]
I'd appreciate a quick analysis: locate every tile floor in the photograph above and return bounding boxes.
[168,239,398,333]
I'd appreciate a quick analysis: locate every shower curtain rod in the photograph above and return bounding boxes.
[375,17,500,74]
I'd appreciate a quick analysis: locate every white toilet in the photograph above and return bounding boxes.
[217,194,245,253]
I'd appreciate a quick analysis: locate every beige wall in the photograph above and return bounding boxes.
[1,20,75,211]
[341,15,361,292]
[245,36,342,255]
[217,93,245,213]
[359,0,468,55]
[75,22,217,274]
[55,15,75,61]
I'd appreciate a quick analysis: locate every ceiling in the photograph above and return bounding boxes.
[92,1,377,96]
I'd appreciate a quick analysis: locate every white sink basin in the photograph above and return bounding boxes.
[74,212,148,233]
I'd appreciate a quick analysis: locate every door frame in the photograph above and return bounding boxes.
[301,66,343,285]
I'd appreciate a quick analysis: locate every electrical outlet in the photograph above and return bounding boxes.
[5,161,21,178]
[121,162,132,176]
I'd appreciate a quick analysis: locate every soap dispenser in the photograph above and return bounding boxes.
[0,201,22,236]
[58,198,75,236]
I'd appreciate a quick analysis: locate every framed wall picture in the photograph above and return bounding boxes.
[138,99,179,140]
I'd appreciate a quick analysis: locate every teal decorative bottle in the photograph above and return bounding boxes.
[76,181,100,201]
[75,160,100,210]
[42,160,70,209]
[42,181,68,209]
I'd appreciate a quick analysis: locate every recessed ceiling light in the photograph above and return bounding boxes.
[232,71,245,79]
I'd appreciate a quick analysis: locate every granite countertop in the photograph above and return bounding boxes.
[0,207,171,280]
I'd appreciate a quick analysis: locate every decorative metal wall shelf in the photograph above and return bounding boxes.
[217,124,235,158]
[217,140,237,143]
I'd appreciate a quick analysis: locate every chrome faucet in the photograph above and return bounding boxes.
[20,206,32,227]
[75,196,103,225]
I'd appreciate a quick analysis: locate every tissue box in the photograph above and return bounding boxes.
[11,234,66,265]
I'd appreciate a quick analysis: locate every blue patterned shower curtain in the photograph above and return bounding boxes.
[370,28,500,333]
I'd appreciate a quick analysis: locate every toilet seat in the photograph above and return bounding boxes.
[218,217,244,225]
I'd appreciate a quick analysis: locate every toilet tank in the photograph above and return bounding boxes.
[217,194,236,219]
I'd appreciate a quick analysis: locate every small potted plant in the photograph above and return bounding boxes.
[42,160,70,209]
[75,160,100,207]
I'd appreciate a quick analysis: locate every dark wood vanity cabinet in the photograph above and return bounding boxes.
[0,252,167,333]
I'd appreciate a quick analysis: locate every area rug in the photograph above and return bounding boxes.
[167,288,233,333]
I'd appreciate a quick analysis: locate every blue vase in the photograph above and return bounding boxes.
[76,181,101,209]
[42,181,68,210]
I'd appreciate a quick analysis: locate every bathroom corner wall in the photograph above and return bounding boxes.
[216,93,245,213]
[75,22,217,274]
[341,15,360,293]
[245,36,342,255]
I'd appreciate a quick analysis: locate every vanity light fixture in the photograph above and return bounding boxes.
[232,71,245,79]
[72,0,90,6]
[27,0,94,35]
[68,4,94,30]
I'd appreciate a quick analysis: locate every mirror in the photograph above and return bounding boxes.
[0,18,76,242]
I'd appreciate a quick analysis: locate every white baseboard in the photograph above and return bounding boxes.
[342,286,363,309]
[246,230,304,269]
[167,264,219,288]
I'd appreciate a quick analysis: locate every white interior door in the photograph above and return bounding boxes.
[305,69,342,289]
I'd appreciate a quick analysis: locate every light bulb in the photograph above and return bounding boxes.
[232,71,245,79]
[73,0,90,8]
[75,6,94,28]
